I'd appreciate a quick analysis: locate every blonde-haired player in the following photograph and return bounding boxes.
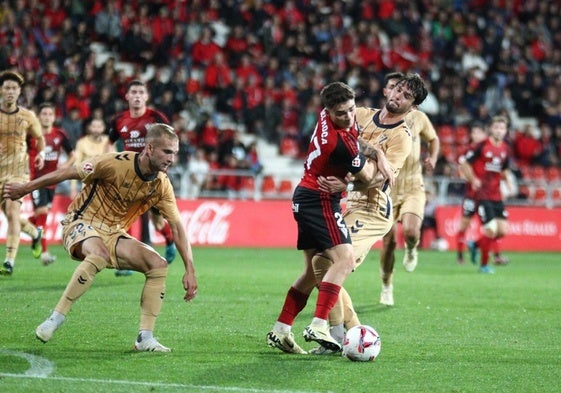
[4,124,197,351]
[0,70,45,275]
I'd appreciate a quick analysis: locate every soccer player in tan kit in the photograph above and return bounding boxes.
[378,72,440,306]
[0,70,45,276]
[312,73,429,352]
[4,124,197,351]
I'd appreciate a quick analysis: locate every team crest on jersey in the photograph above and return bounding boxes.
[351,154,362,167]
[130,130,141,138]
[82,162,94,174]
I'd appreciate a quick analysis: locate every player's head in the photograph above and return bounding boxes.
[385,73,428,114]
[125,79,149,109]
[0,70,24,105]
[145,123,179,173]
[38,102,57,129]
[383,72,404,98]
[488,115,509,142]
[320,82,356,130]
[85,117,105,136]
[469,120,487,144]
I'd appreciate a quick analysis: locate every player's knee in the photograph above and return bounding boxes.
[483,219,498,236]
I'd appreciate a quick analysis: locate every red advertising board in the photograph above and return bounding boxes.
[2,196,560,251]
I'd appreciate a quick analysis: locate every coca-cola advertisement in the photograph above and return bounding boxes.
[3,196,560,251]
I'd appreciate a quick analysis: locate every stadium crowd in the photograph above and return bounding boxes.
[1,0,561,197]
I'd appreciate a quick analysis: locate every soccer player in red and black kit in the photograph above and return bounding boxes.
[459,116,515,274]
[28,102,75,265]
[108,80,176,268]
[266,82,377,354]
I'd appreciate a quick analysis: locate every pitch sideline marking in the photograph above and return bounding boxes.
[0,349,323,393]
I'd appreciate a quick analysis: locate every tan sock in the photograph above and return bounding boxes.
[341,287,360,329]
[5,234,19,263]
[139,268,168,331]
[55,254,107,315]
[20,218,39,239]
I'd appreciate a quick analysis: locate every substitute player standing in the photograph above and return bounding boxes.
[4,124,197,351]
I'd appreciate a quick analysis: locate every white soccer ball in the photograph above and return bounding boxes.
[343,325,381,362]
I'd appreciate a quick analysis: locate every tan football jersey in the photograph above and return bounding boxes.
[74,134,110,163]
[0,107,42,182]
[347,107,413,210]
[68,152,181,232]
[392,109,437,197]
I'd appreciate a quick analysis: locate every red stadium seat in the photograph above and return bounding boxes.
[261,175,276,197]
[437,125,454,144]
[280,137,300,158]
[532,186,547,203]
[529,166,545,181]
[277,179,293,197]
[546,166,561,182]
[455,125,470,144]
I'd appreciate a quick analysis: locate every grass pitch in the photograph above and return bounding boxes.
[1,245,560,393]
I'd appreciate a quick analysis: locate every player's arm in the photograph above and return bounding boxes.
[424,136,440,173]
[358,138,394,187]
[168,219,198,302]
[29,116,46,170]
[3,165,81,200]
[458,160,480,190]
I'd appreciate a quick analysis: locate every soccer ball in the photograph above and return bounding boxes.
[342,325,381,362]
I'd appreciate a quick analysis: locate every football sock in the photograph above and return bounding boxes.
[492,238,500,255]
[341,287,360,328]
[330,323,345,344]
[457,229,466,255]
[20,218,39,239]
[5,234,19,263]
[34,213,48,252]
[277,286,309,326]
[314,281,341,320]
[311,255,347,326]
[140,268,168,331]
[158,222,174,245]
[478,235,493,267]
[56,254,106,314]
[138,330,154,340]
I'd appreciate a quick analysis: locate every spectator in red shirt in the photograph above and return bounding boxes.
[512,124,543,168]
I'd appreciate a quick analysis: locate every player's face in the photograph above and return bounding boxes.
[0,80,21,105]
[88,119,105,135]
[38,107,56,129]
[327,99,356,130]
[489,121,508,141]
[382,78,400,99]
[385,83,415,115]
[147,136,179,173]
[126,85,149,109]
[470,126,486,143]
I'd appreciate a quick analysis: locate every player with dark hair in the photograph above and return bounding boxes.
[109,79,176,270]
[459,116,514,274]
[266,81,377,354]
[3,123,197,351]
[456,121,508,265]
[376,72,440,306]
[311,73,429,352]
[0,70,45,275]
[28,102,75,265]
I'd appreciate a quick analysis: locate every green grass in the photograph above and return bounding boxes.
[1,246,560,393]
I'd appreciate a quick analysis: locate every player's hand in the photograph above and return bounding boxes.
[34,155,45,171]
[423,156,436,174]
[3,182,27,200]
[317,176,346,194]
[375,154,395,188]
[183,272,198,302]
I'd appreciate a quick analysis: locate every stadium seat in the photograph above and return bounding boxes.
[437,125,454,144]
[261,175,276,197]
[277,179,294,198]
[552,188,561,206]
[529,166,545,181]
[280,137,300,158]
[455,125,470,144]
[532,186,547,203]
[241,176,255,192]
[546,166,561,182]
[518,184,531,199]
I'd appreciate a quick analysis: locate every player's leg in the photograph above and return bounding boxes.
[114,236,172,351]
[456,216,471,264]
[267,248,316,354]
[476,201,496,274]
[379,227,396,305]
[1,199,24,275]
[150,208,176,264]
[400,189,426,272]
[36,235,110,342]
[32,189,56,265]
[492,218,509,265]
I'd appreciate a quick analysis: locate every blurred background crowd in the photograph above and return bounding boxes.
[1,0,560,201]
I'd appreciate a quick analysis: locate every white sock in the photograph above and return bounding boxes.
[311,317,328,328]
[139,330,153,340]
[330,323,345,344]
[273,322,291,333]
[50,311,66,325]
